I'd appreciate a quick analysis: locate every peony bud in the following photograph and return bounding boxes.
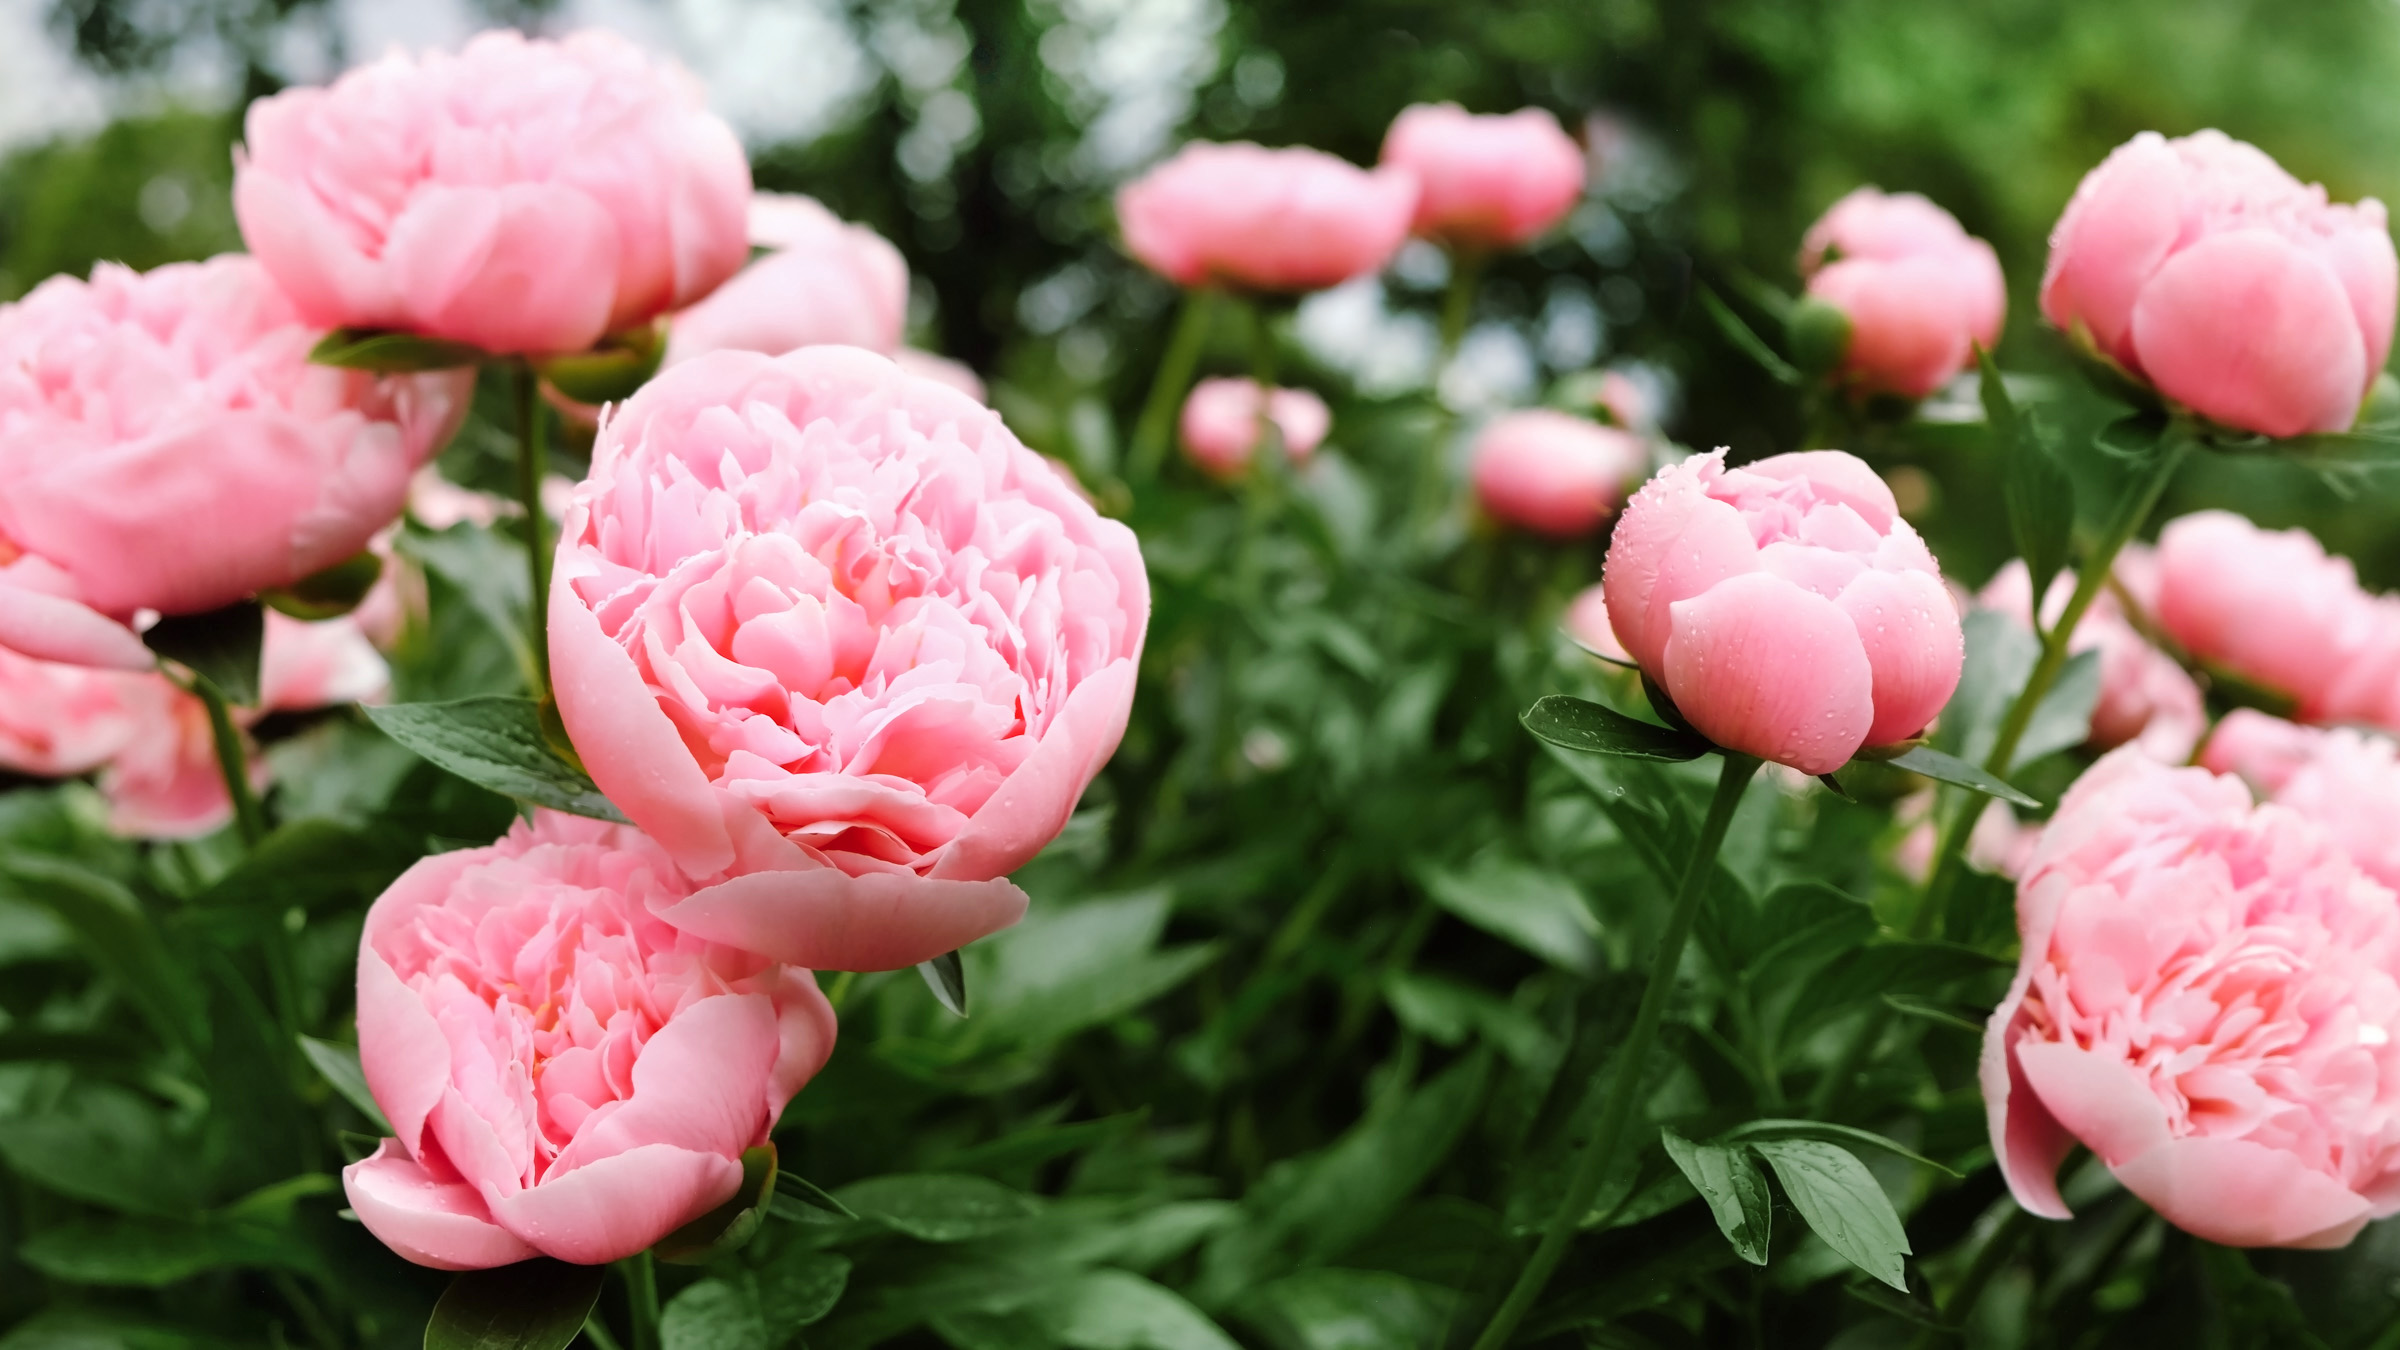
[1797,188,2006,399]
[1469,410,1649,538]
[1378,104,1585,251]
[1117,142,1419,292]
[1178,377,1330,479]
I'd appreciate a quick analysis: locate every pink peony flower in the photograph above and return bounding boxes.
[2200,708,2328,796]
[0,646,144,779]
[1562,581,1631,663]
[1978,550,2204,762]
[96,676,264,840]
[0,256,468,672]
[2042,130,2397,437]
[344,811,837,1269]
[1604,450,1962,775]
[2202,713,2400,894]
[259,609,390,712]
[234,29,752,356]
[1983,747,2400,1248]
[1117,142,1418,292]
[1798,187,2006,399]
[665,194,909,366]
[549,347,1149,971]
[1378,104,1585,250]
[1177,377,1331,479]
[2154,511,2400,729]
[1470,410,1649,538]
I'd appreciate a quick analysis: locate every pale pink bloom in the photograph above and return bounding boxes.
[892,349,986,402]
[2042,130,2397,437]
[0,647,144,778]
[235,29,751,356]
[343,811,837,1269]
[2202,713,2400,893]
[1470,410,1649,538]
[260,610,390,711]
[549,348,1149,971]
[1562,581,1630,663]
[665,196,908,366]
[2200,708,2327,795]
[408,467,513,531]
[0,257,468,672]
[96,676,263,840]
[1177,377,1331,479]
[1984,747,2400,1249]
[2155,511,2400,729]
[1978,552,2204,761]
[1117,142,1418,291]
[1604,450,1962,775]
[1798,187,2006,399]
[1590,370,1654,431]
[1378,103,1584,250]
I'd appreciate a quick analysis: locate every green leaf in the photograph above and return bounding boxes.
[365,697,628,822]
[920,949,969,1017]
[1884,745,2039,808]
[1233,1269,1460,1350]
[2015,647,2102,765]
[966,891,1219,1050]
[399,523,538,692]
[755,1248,851,1329]
[140,601,262,706]
[1660,1128,1771,1265]
[1716,1120,1960,1178]
[660,1277,767,1350]
[1934,610,2039,763]
[296,1035,393,1134]
[771,1169,858,1220]
[424,1259,606,1350]
[1382,971,1555,1068]
[1417,853,1599,976]
[1783,940,2008,1043]
[0,1082,202,1215]
[835,1173,1040,1242]
[1698,285,1803,387]
[656,1144,777,1265]
[537,325,665,405]
[0,856,205,1056]
[1750,1139,1912,1292]
[260,549,385,621]
[191,819,420,916]
[1019,1270,1240,1350]
[309,327,487,372]
[1983,346,2077,605]
[1880,994,1988,1035]
[1520,695,1709,763]
[17,1214,316,1286]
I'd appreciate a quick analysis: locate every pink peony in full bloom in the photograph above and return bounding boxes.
[2154,511,2400,730]
[1177,377,1331,479]
[548,347,1150,971]
[2042,130,2397,438]
[1117,142,1419,292]
[1978,550,2205,762]
[1983,747,2400,1248]
[1470,410,1649,538]
[1798,187,2006,399]
[1378,104,1585,250]
[344,811,837,1269]
[234,29,752,356]
[0,255,468,672]
[1603,450,1963,774]
[665,194,910,366]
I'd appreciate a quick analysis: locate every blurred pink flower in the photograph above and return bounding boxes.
[2200,708,2327,796]
[1117,142,1418,291]
[891,349,986,402]
[1562,581,1630,663]
[1379,104,1584,250]
[1177,377,1330,479]
[2043,130,2396,437]
[549,348,1149,971]
[1978,550,2204,762]
[235,29,751,356]
[1604,450,1962,774]
[666,195,909,366]
[0,257,467,671]
[1470,410,1648,538]
[345,811,836,1269]
[1984,747,2400,1249]
[2203,712,2400,893]
[1799,187,2006,399]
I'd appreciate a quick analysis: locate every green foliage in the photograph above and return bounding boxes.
[364,697,628,823]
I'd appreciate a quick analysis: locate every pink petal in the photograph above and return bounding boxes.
[386,184,621,356]
[931,657,1137,882]
[231,154,403,333]
[344,1139,537,1271]
[2042,132,2185,363]
[1660,572,1874,775]
[653,865,1029,972]
[2013,1038,2174,1166]
[2110,1137,2373,1249]
[1835,567,1964,745]
[488,1143,742,1266]
[0,581,152,670]
[1981,977,2076,1221]
[547,993,778,1176]
[2130,230,2367,437]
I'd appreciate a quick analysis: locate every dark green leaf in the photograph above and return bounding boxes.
[656,1144,777,1265]
[660,1277,767,1350]
[190,819,419,915]
[1521,694,1708,762]
[2016,648,2102,765]
[1885,745,2039,808]
[260,550,384,621]
[1383,971,1556,1067]
[309,327,486,372]
[1015,1270,1239,1350]
[1660,1128,1771,1265]
[1880,994,1987,1035]
[424,1259,606,1350]
[399,523,538,692]
[1698,286,1802,387]
[772,1170,858,1221]
[835,1173,1039,1242]
[1782,940,2008,1044]
[1417,854,1599,975]
[1751,1139,1912,1291]
[365,697,628,822]
[1716,1120,1959,1177]
[296,1035,393,1134]
[0,856,205,1056]
[0,1082,202,1215]
[919,949,969,1018]
[964,890,1218,1051]
[141,601,262,706]
[1235,1269,1460,1350]
[1934,610,2039,763]
[537,325,665,405]
[1983,346,2077,604]
[17,1214,316,1286]
[756,1249,851,1329]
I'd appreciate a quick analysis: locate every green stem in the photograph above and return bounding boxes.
[824,969,858,1011]
[1911,1203,2033,1348]
[616,1250,660,1350]
[191,677,265,848]
[1912,435,2189,938]
[582,1315,627,1350]
[513,363,553,692]
[1439,250,1484,361]
[1471,753,1764,1350]
[1128,287,1219,483]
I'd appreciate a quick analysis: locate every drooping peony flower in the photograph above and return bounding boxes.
[665,194,910,366]
[234,29,752,356]
[1604,450,1963,774]
[549,347,1149,971]
[0,256,468,671]
[344,811,837,1269]
[1798,187,2007,399]
[1985,748,2400,1248]
[1470,410,1649,538]
[1177,377,1331,479]
[1117,142,1419,292]
[1378,103,1585,250]
[2042,130,2397,437]
[1978,549,2205,762]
